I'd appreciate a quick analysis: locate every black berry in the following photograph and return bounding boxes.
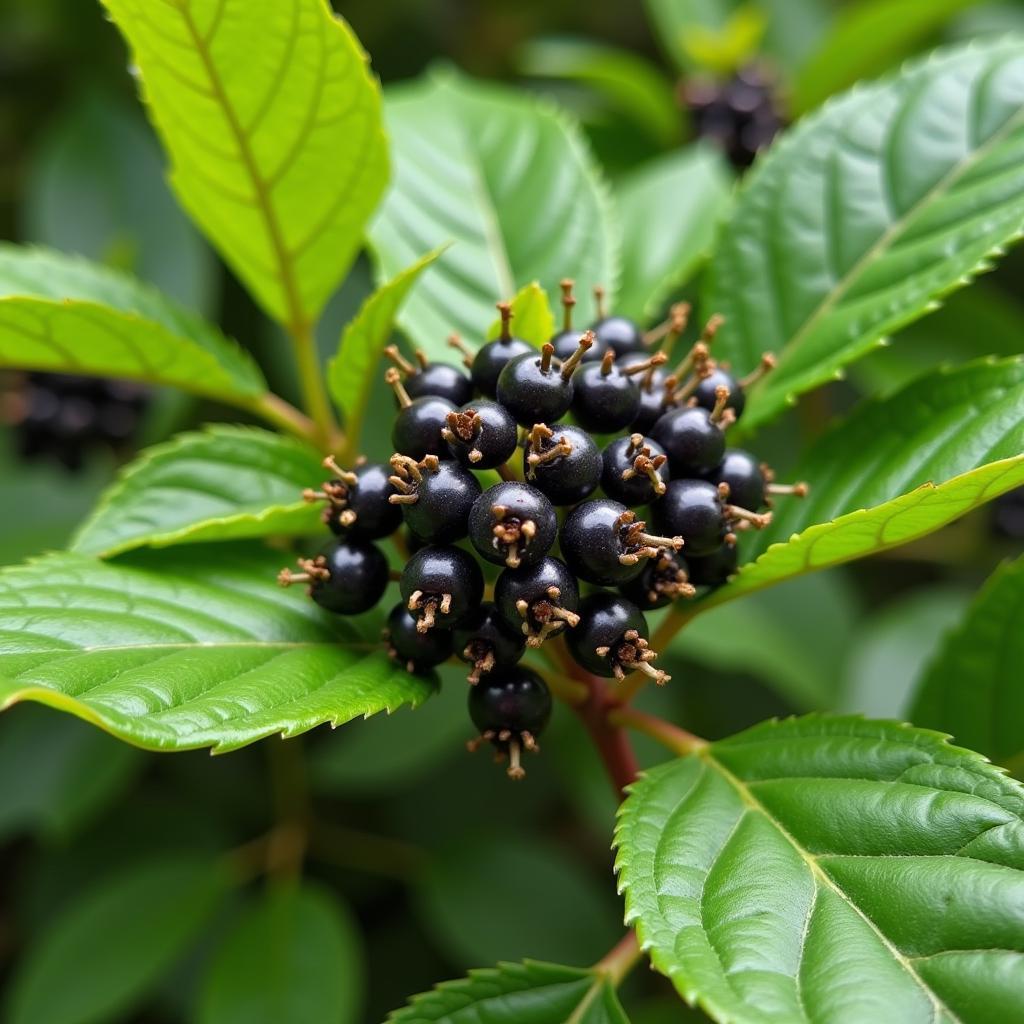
[601,433,670,506]
[442,400,518,469]
[470,301,534,397]
[387,368,454,461]
[307,456,402,540]
[590,285,645,358]
[494,556,580,648]
[453,603,526,684]
[385,345,472,406]
[571,350,666,433]
[468,482,557,569]
[685,544,739,589]
[278,538,388,615]
[496,332,594,427]
[468,666,552,778]
[693,366,746,421]
[567,592,669,684]
[706,449,765,513]
[522,423,601,506]
[399,545,484,633]
[652,479,726,555]
[619,550,695,609]
[650,406,725,476]
[389,454,481,543]
[560,499,682,586]
[385,602,454,673]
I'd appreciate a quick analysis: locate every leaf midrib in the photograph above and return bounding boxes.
[756,66,1024,397]
[698,747,961,1024]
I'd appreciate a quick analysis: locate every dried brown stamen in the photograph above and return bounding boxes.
[384,345,417,377]
[615,509,683,566]
[525,423,572,478]
[595,629,670,685]
[496,300,514,341]
[407,588,452,634]
[560,330,595,380]
[385,367,412,408]
[740,352,776,390]
[490,504,538,569]
[621,433,668,496]
[514,586,580,647]
[447,333,474,369]
[559,278,576,331]
[442,409,484,463]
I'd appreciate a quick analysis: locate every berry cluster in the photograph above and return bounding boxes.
[3,372,148,471]
[682,65,784,169]
[280,283,806,779]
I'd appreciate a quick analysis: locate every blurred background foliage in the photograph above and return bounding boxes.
[0,0,1022,1021]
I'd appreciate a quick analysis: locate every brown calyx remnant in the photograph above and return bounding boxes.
[760,461,809,508]
[490,504,537,569]
[621,434,668,497]
[716,481,773,540]
[467,729,539,780]
[644,553,697,605]
[387,453,441,506]
[406,587,452,635]
[614,509,683,566]
[441,409,484,463]
[525,423,571,480]
[514,586,580,648]
[302,454,359,527]
[277,555,330,593]
[595,629,670,685]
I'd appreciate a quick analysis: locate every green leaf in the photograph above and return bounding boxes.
[0,545,433,752]
[0,246,264,403]
[519,37,680,148]
[198,882,363,1024]
[72,426,324,558]
[485,282,556,348]
[328,248,442,450]
[911,556,1024,773]
[387,961,629,1024]
[792,0,987,115]
[102,0,387,327]
[23,89,214,312]
[614,146,732,321]
[7,857,230,1024]
[615,715,1024,1024]
[368,72,618,362]
[706,38,1024,431]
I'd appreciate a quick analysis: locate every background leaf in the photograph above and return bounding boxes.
[707,38,1024,430]
[485,282,556,348]
[615,715,1024,1024]
[911,555,1024,772]
[614,145,732,321]
[6,857,230,1024]
[0,544,433,752]
[71,426,324,558]
[368,72,618,361]
[387,961,629,1024]
[102,0,387,327]
[198,882,363,1024]
[0,246,264,403]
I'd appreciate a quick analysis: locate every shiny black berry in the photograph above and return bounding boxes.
[619,550,695,610]
[693,366,745,421]
[453,603,526,684]
[590,286,645,357]
[442,400,518,469]
[387,369,454,460]
[496,333,593,427]
[560,499,682,586]
[706,449,765,512]
[652,479,726,555]
[399,545,483,633]
[470,301,535,397]
[468,666,552,779]
[278,538,388,615]
[601,433,670,506]
[630,364,671,435]
[389,454,481,544]
[385,603,454,673]
[522,423,601,506]
[650,406,725,476]
[309,457,402,540]
[468,482,557,569]
[385,345,473,406]
[566,592,669,684]
[494,556,580,648]
[685,543,739,589]
[570,350,658,433]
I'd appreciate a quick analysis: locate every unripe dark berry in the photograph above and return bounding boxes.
[384,603,454,674]
[567,592,669,684]
[386,369,454,461]
[706,449,765,513]
[650,406,725,476]
[453,603,526,684]
[468,482,557,569]
[619,550,695,609]
[601,433,670,506]
[442,399,518,469]
[589,285,645,357]
[468,666,552,778]
[306,456,402,540]
[399,544,484,633]
[470,302,534,397]
[496,331,594,427]
[522,423,601,506]
[685,543,739,589]
[278,538,388,615]
[389,454,481,543]
[494,556,580,648]
[571,350,664,433]
[560,499,683,586]
[385,345,473,406]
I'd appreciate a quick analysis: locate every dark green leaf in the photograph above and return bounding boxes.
[72,426,323,558]
[7,858,230,1024]
[387,960,629,1024]
[707,38,1024,430]
[368,72,617,361]
[198,882,363,1024]
[615,715,1024,1023]
[912,556,1024,773]
[0,545,433,752]
[102,0,387,326]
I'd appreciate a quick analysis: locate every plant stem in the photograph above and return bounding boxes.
[309,822,426,882]
[610,705,707,757]
[289,319,338,450]
[266,737,310,879]
[593,931,642,987]
[250,391,319,440]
